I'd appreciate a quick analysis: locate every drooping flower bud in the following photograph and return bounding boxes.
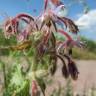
[68,60,79,80]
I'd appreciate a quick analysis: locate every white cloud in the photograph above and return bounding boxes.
[75,9,96,28]
[75,9,96,40]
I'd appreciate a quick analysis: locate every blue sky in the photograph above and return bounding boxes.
[0,0,95,18]
[0,0,96,40]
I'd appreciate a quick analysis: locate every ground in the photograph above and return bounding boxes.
[0,60,96,96]
[46,60,96,96]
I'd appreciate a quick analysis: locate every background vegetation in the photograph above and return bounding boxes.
[0,29,96,59]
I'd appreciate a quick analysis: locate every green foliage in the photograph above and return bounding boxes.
[72,47,96,59]
[0,29,16,46]
[81,37,96,53]
[3,63,30,96]
[72,37,96,59]
[0,29,17,55]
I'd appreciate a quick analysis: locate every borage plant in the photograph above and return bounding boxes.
[1,0,84,96]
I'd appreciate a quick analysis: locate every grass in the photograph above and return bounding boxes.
[72,47,96,60]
